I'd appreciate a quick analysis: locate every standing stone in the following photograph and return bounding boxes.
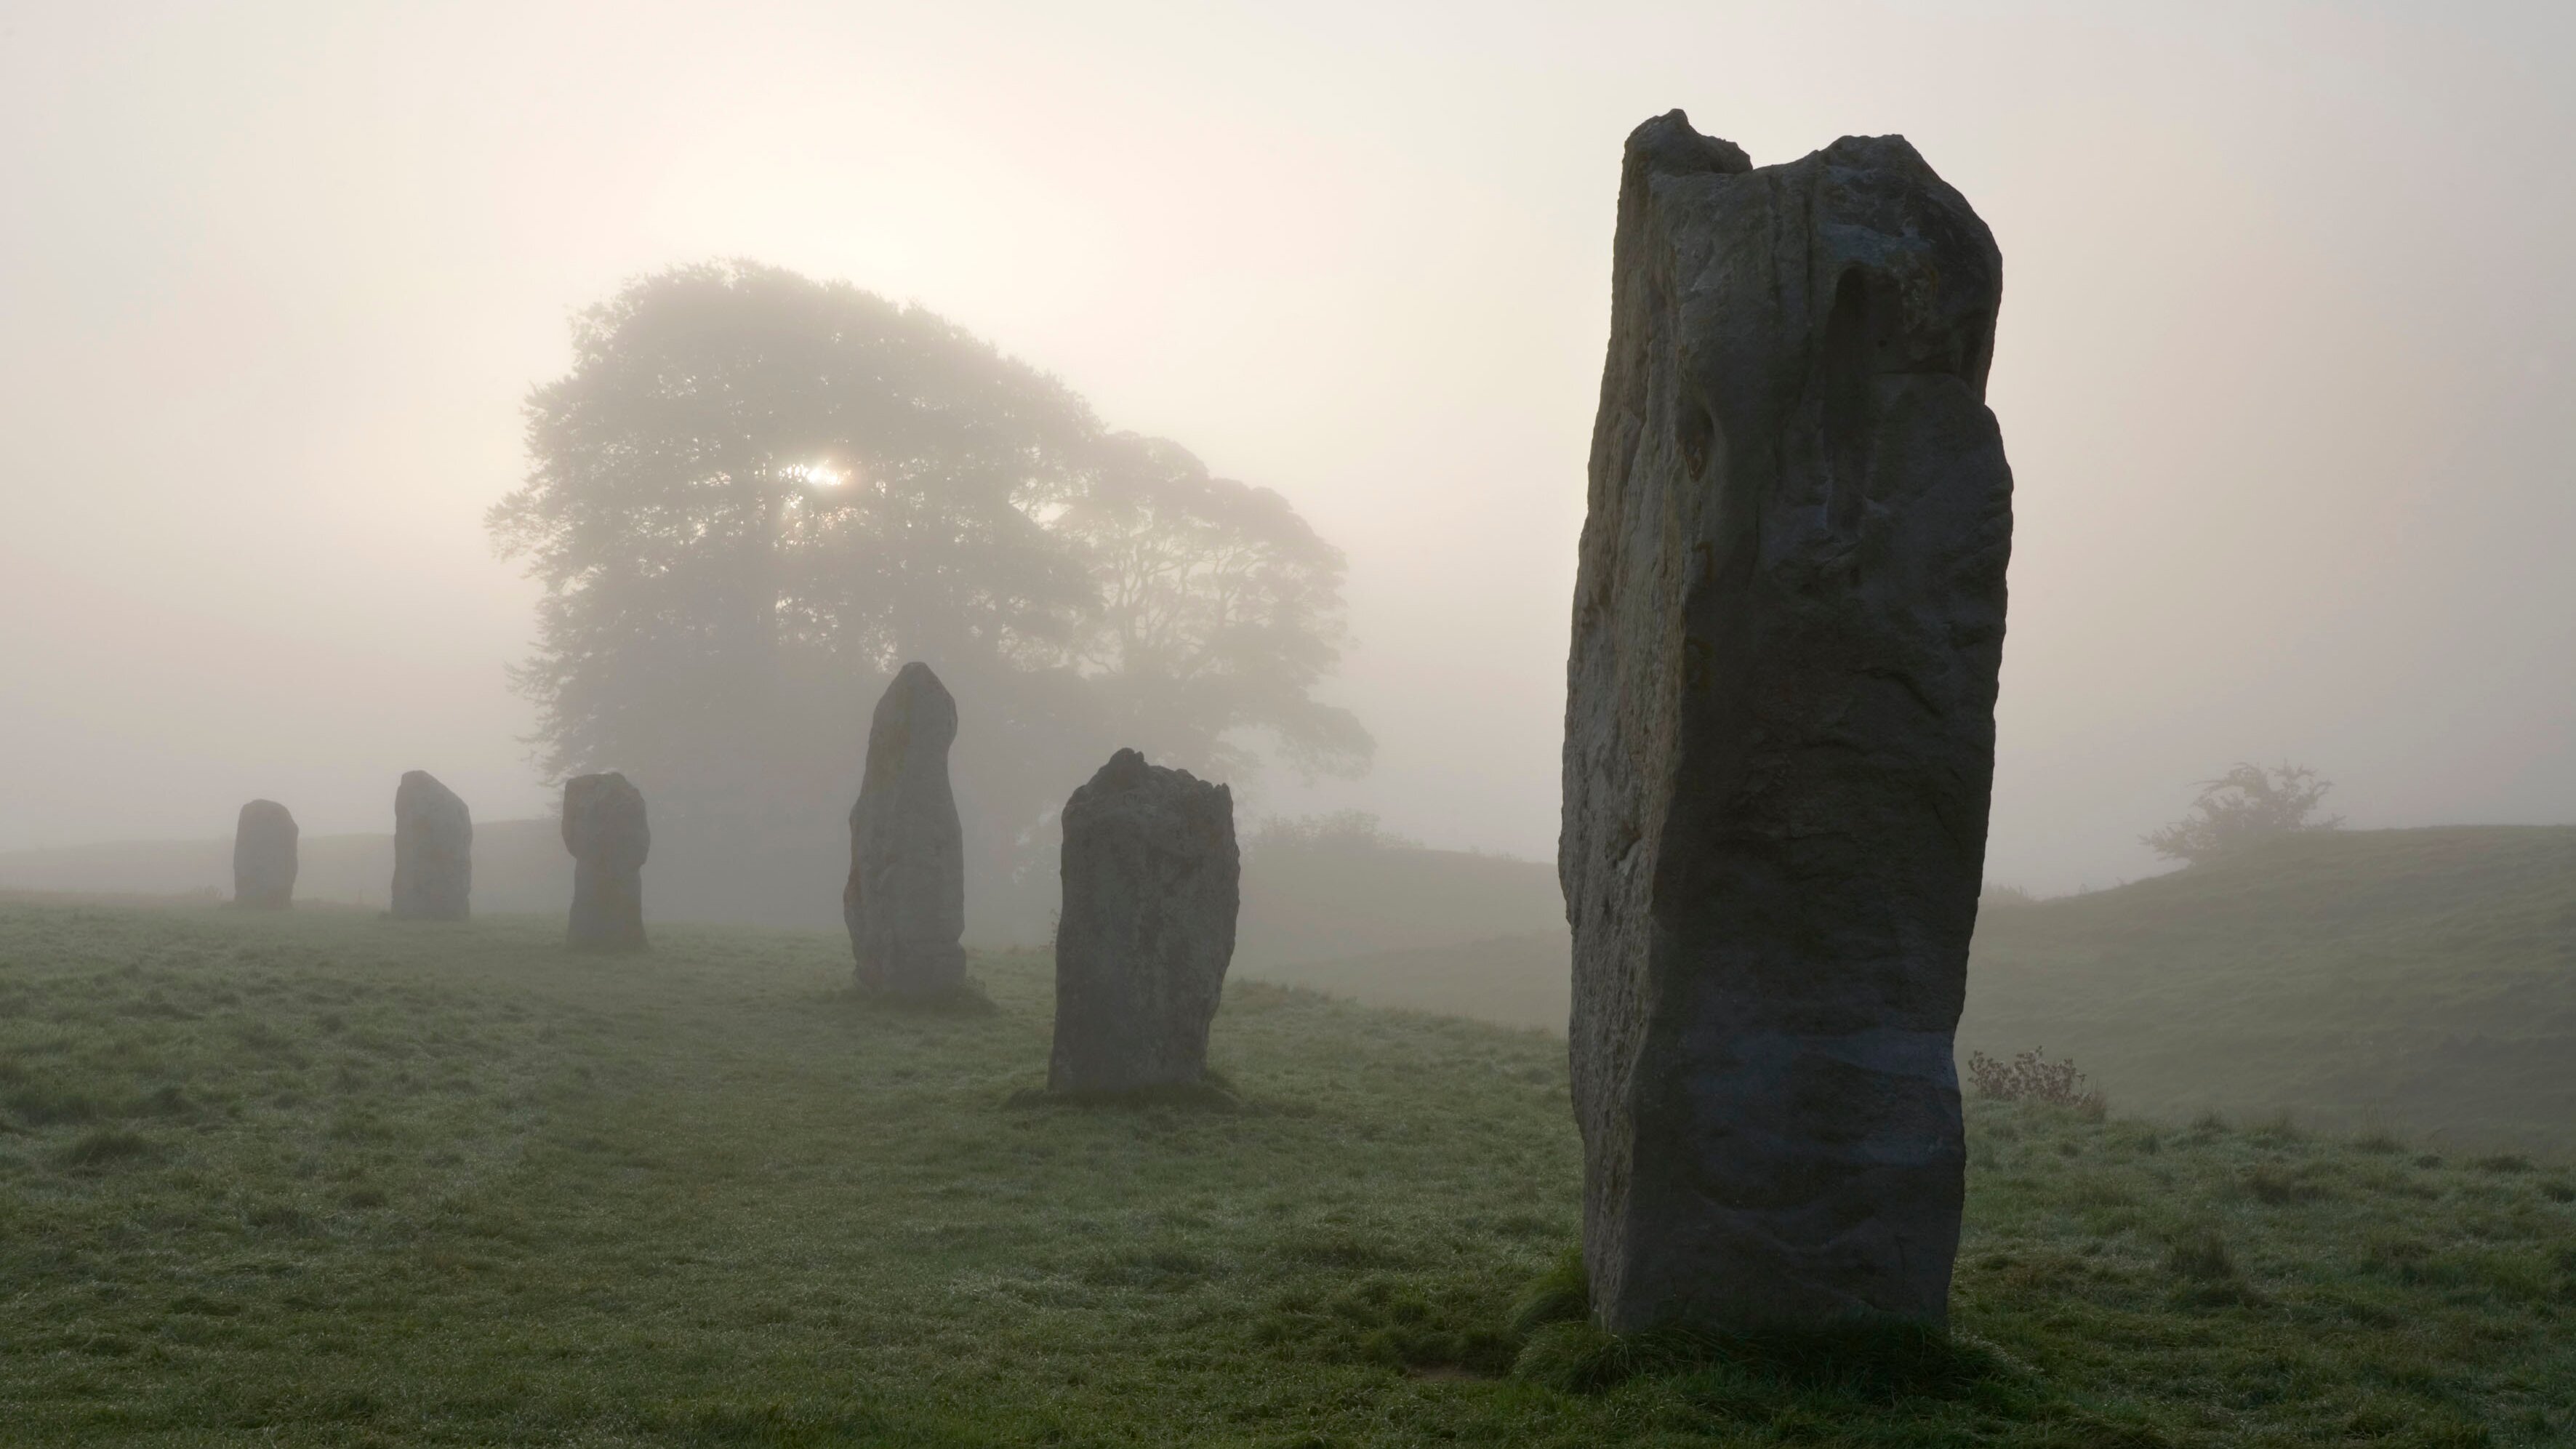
[231,800,298,909]
[390,771,473,921]
[844,663,968,995]
[561,772,649,951]
[1561,112,2013,1333]
[1049,750,1239,1095]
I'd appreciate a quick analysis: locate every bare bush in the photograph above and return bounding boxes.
[1965,1048,2106,1115]
[2143,762,2340,864]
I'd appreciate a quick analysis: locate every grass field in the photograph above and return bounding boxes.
[4,899,2574,1446]
[1245,933,1569,1034]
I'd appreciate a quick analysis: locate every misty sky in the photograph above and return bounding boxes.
[3,1,2571,895]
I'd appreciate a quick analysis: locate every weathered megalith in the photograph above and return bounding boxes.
[561,772,649,951]
[390,770,473,921]
[844,663,968,995]
[231,800,298,909]
[1049,749,1239,1095]
[1561,111,2013,1333]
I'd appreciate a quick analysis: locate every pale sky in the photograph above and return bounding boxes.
[3,1,2570,894]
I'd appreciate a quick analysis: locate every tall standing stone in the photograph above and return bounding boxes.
[562,772,649,951]
[1049,749,1238,1095]
[390,771,473,921]
[844,663,968,995]
[1561,112,2013,1333]
[231,800,298,910]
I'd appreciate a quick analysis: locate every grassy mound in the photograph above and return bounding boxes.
[1965,825,2576,1151]
[2,901,2572,1445]
[1247,826,2576,1155]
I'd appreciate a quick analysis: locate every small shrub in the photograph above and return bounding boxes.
[2540,1181,2575,1203]
[2473,1154,2535,1174]
[1965,1048,2105,1114]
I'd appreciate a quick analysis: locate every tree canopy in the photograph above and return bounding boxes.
[488,261,1368,930]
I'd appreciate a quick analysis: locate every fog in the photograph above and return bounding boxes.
[4,0,2571,897]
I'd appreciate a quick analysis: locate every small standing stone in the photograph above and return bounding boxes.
[845,662,968,995]
[232,800,298,910]
[562,772,649,951]
[390,771,473,921]
[1049,749,1239,1095]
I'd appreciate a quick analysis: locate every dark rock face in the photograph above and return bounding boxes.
[562,772,649,951]
[1561,111,2013,1333]
[845,663,968,995]
[390,771,473,921]
[1049,750,1239,1095]
[231,800,298,909]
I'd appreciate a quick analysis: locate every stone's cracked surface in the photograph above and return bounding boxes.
[1049,749,1239,1095]
[231,800,297,910]
[390,770,473,921]
[562,771,649,952]
[1562,110,2014,1333]
[845,662,968,996]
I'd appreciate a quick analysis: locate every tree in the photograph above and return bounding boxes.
[487,262,1368,931]
[487,262,1094,814]
[2143,763,2342,864]
[1053,433,1370,782]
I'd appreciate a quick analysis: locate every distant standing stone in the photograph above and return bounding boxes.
[1562,113,2014,1333]
[845,662,968,995]
[562,772,649,951]
[390,770,473,921]
[1049,749,1239,1095]
[232,800,298,910]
